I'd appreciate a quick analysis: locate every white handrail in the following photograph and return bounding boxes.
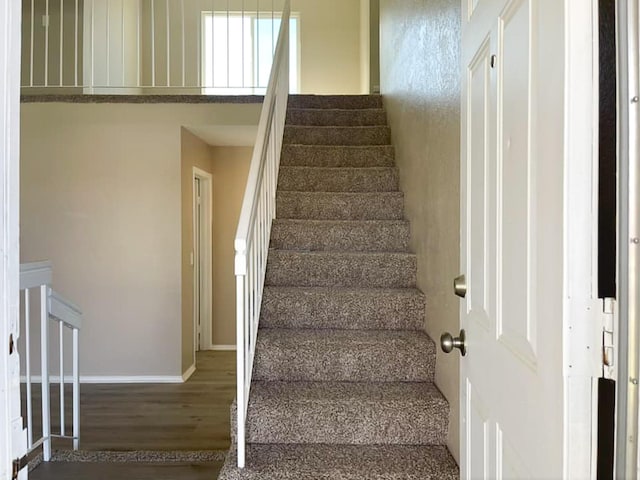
[19,262,82,459]
[234,0,290,469]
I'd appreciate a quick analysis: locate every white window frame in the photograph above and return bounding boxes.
[200,10,300,95]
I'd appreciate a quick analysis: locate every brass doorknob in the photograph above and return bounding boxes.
[453,274,467,298]
[440,329,466,356]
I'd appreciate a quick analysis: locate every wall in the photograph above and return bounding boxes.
[180,128,213,374]
[210,146,252,346]
[20,102,261,379]
[379,0,461,461]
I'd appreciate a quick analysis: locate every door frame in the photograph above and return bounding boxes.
[192,167,213,354]
[0,0,26,477]
[615,0,640,476]
[563,1,606,477]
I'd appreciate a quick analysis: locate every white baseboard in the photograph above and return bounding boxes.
[182,364,196,382]
[21,375,185,384]
[210,345,236,351]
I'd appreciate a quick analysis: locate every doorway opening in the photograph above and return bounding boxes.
[193,168,213,358]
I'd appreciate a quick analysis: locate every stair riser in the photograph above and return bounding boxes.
[260,288,426,330]
[253,335,435,382]
[286,109,388,126]
[265,252,417,288]
[219,445,460,480]
[281,145,395,168]
[288,95,383,109]
[284,127,391,146]
[276,193,405,220]
[270,221,410,252]
[278,167,398,193]
[232,399,448,446]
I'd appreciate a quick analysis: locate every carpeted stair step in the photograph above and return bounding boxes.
[276,192,405,220]
[265,250,416,288]
[278,166,398,192]
[288,94,383,109]
[281,145,395,168]
[218,444,459,480]
[253,329,435,382]
[260,286,426,330]
[231,381,449,445]
[270,219,410,252]
[286,108,388,126]
[284,126,391,146]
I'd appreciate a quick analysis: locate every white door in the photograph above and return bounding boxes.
[1,0,28,477]
[459,0,567,477]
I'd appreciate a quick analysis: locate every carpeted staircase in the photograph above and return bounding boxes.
[218,95,459,479]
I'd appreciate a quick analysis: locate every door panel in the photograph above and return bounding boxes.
[496,0,537,367]
[467,35,492,331]
[461,0,565,478]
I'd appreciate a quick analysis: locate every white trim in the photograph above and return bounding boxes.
[193,167,214,354]
[22,375,187,384]
[1,0,25,475]
[562,1,602,478]
[181,364,196,382]
[210,345,237,351]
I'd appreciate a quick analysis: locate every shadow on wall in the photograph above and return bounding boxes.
[181,128,252,374]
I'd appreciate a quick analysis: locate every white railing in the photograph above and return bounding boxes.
[20,262,81,462]
[233,0,289,469]
[21,0,295,94]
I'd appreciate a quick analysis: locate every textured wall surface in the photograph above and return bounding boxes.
[379,0,461,461]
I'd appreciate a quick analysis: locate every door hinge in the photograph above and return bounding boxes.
[12,455,28,480]
[602,297,616,379]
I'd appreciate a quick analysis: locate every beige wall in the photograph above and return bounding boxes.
[210,147,252,346]
[180,129,214,373]
[21,102,260,378]
[380,0,461,461]
[290,0,362,94]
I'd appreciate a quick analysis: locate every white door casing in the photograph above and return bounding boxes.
[460,0,600,477]
[193,167,213,353]
[0,0,27,478]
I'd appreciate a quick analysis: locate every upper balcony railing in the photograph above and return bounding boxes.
[21,0,296,95]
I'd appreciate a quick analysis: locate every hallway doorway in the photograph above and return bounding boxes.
[193,168,213,356]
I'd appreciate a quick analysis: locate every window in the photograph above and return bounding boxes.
[201,11,299,94]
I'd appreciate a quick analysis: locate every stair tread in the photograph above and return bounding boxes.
[219,444,459,480]
[263,285,424,295]
[276,191,405,220]
[254,329,435,382]
[249,380,446,406]
[234,380,448,446]
[269,249,416,256]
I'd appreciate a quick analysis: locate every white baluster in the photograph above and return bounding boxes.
[59,321,65,437]
[41,285,51,461]
[59,0,64,86]
[72,327,80,450]
[25,289,33,449]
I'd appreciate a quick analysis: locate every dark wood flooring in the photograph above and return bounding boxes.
[27,351,235,479]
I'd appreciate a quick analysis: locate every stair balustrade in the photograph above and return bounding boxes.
[20,261,81,462]
[233,0,290,468]
[21,0,291,95]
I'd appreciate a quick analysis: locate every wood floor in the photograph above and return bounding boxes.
[27,351,236,479]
